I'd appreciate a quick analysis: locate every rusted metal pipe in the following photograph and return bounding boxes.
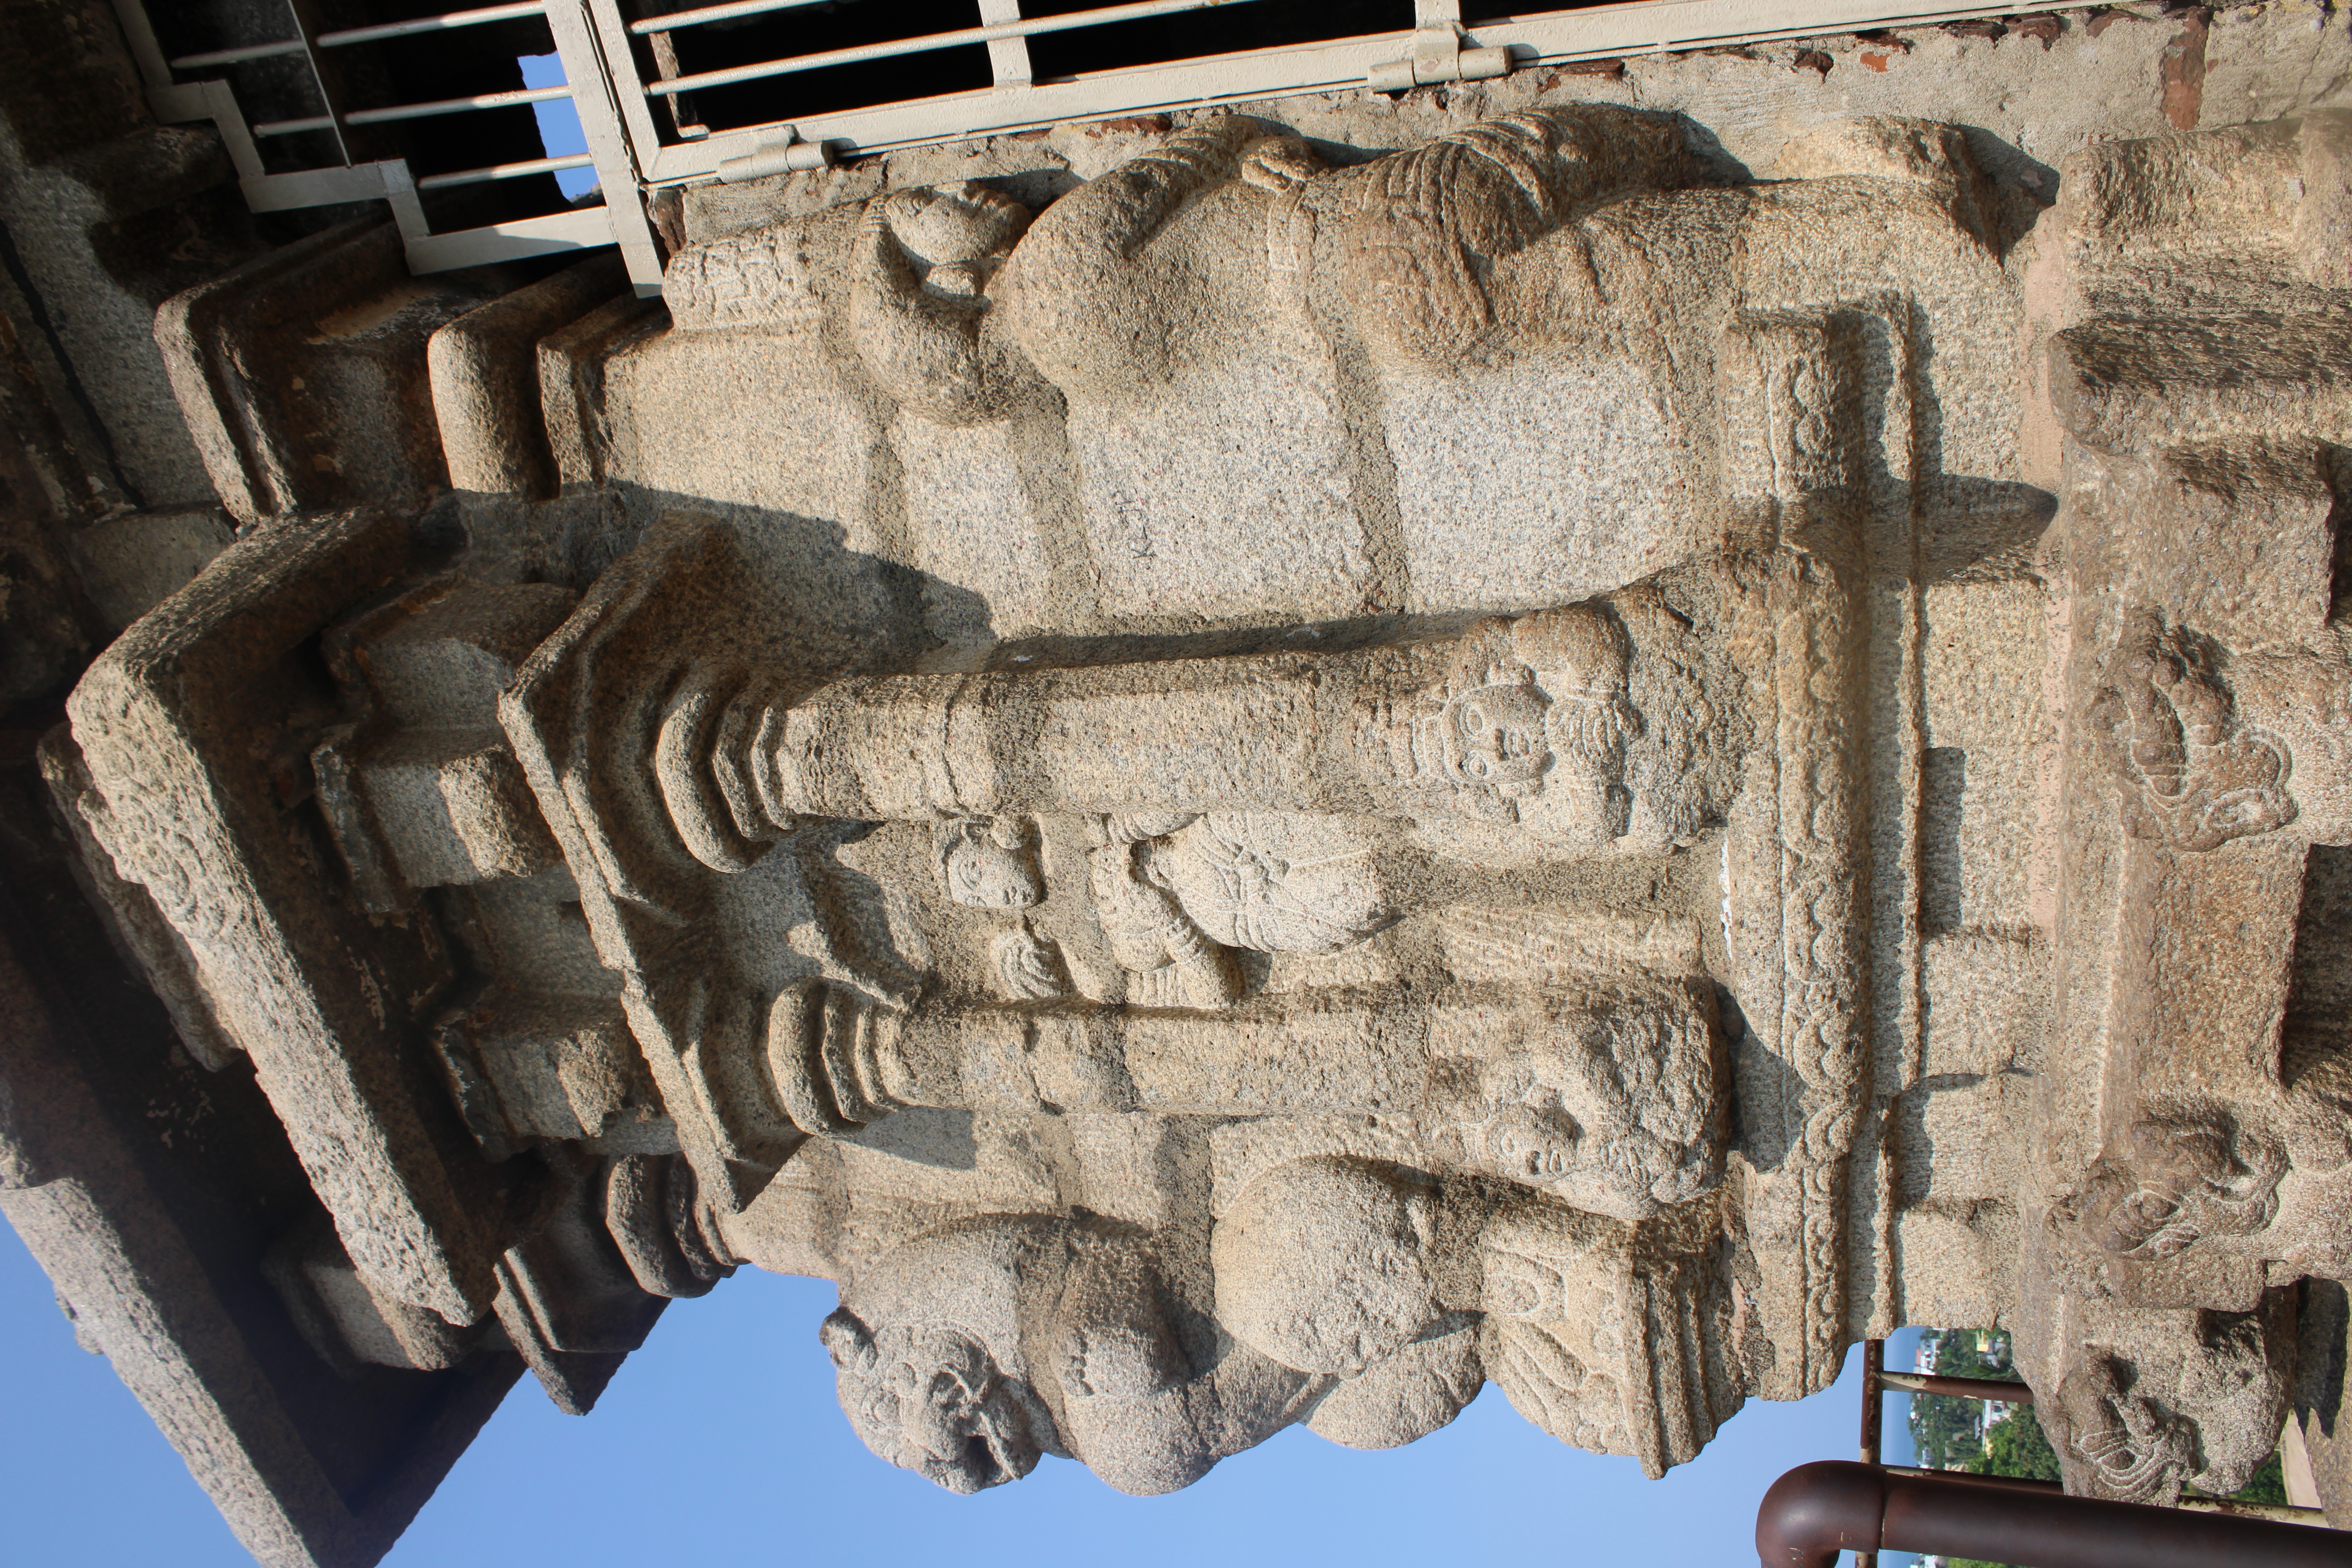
[1860,1339,1884,1465]
[1856,1339,1883,1568]
[1871,1464,2331,1525]
[1757,1461,2352,1568]
[1878,1369,2033,1403]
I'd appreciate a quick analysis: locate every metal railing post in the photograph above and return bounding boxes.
[545,0,668,292]
[978,0,1034,90]
[1856,1338,1883,1568]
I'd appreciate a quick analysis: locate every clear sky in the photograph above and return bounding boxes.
[0,1219,1919,1567]
[519,53,599,200]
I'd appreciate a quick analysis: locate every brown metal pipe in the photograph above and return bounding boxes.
[1872,1464,2336,1525]
[1878,1368,2034,1404]
[1860,1339,1884,1464]
[1757,1461,2352,1568]
[1880,1463,2059,1492]
[1856,1339,1883,1568]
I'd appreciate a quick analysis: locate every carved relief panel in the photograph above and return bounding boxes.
[59,94,2352,1522]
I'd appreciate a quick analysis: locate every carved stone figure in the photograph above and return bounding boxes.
[2043,1292,2298,1506]
[936,809,1392,1007]
[848,181,1042,425]
[2063,1112,2290,1266]
[819,1215,1325,1495]
[2114,628,2300,852]
[26,22,2352,1554]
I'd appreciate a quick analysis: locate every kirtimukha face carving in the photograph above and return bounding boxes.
[1445,681,1552,789]
[820,1312,1047,1494]
[938,817,1045,909]
[883,181,1031,297]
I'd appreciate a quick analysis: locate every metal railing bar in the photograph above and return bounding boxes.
[402,203,622,270]
[316,2,550,48]
[1861,1338,1884,1466]
[416,151,596,187]
[1879,1370,2033,1405]
[169,39,307,69]
[630,0,834,36]
[637,0,2038,182]
[645,0,1271,97]
[237,160,406,210]
[343,83,573,124]
[111,0,179,89]
[580,0,671,189]
[640,24,1425,176]
[550,0,666,293]
[252,114,339,136]
[978,0,1034,89]
[167,3,550,71]
[1876,1466,2332,1526]
[1857,1338,1886,1568]
[278,0,358,169]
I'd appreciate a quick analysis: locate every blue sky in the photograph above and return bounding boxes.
[0,1218,1918,1566]
[519,53,599,200]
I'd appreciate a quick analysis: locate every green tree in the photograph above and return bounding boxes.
[2229,1450,2288,1506]
[1927,1325,2287,1567]
[1906,1328,2024,1472]
[1976,1406,2061,1483]
[1910,1392,1984,1470]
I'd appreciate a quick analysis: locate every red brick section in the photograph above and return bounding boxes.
[2163,7,2212,131]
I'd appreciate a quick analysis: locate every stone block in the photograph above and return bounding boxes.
[62,506,234,634]
[1386,356,1684,616]
[429,254,630,500]
[154,223,511,525]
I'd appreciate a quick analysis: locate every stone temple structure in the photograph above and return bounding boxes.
[11,1,2352,1562]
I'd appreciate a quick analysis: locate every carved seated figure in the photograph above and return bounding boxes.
[821,1163,1521,1495]
[820,1213,1325,1495]
[628,99,2015,639]
[934,809,1392,1008]
[812,1145,1742,1494]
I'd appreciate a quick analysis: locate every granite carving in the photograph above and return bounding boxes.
[17,13,2352,1558]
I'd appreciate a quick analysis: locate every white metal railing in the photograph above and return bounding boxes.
[417,151,599,190]
[643,0,1281,97]
[612,0,2038,187]
[113,0,664,288]
[115,0,2044,295]
[341,83,579,126]
[628,0,837,35]
[166,1,557,69]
